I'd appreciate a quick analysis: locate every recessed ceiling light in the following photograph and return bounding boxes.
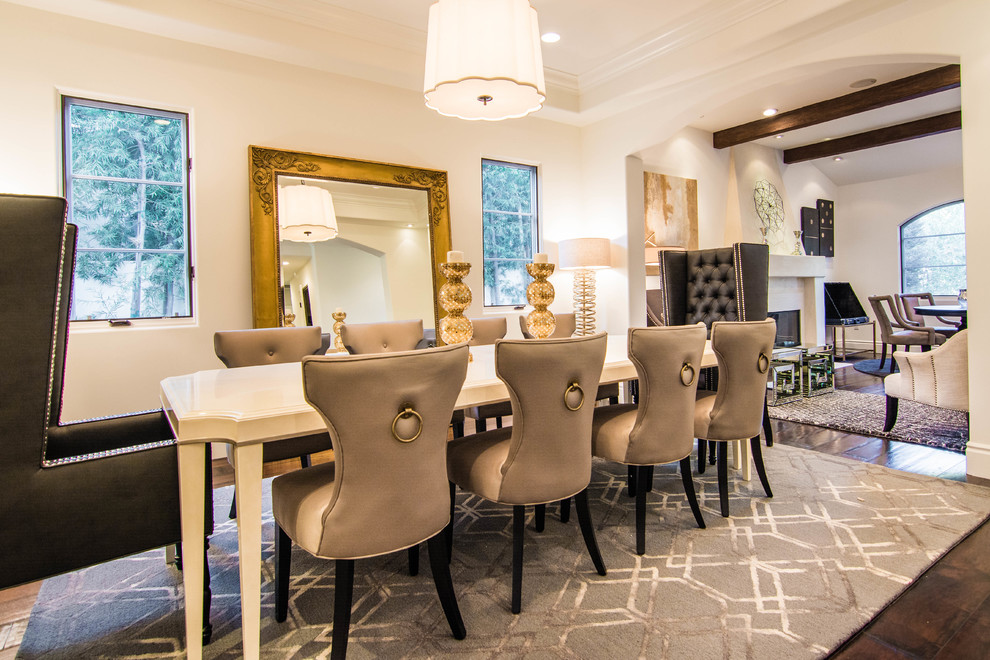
[541,32,560,43]
[833,156,843,162]
[850,78,877,89]
[763,108,778,117]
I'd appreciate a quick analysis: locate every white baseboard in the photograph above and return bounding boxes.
[966,441,990,479]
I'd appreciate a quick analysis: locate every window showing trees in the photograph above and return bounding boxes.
[481,159,539,307]
[900,201,966,296]
[62,96,192,321]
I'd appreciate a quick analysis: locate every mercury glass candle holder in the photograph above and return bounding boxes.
[792,230,803,255]
[525,262,556,339]
[439,261,474,346]
[330,309,346,352]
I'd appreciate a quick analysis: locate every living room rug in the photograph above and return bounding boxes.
[852,358,897,378]
[768,389,968,453]
[18,445,990,660]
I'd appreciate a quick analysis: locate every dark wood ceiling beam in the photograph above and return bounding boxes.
[782,111,961,163]
[712,64,960,149]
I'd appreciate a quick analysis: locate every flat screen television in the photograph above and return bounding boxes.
[824,282,869,325]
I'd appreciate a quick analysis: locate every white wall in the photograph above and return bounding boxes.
[0,2,581,420]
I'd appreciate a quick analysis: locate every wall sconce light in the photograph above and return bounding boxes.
[559,237,611,335]
[423,0,546,121]
[278,183,338,242]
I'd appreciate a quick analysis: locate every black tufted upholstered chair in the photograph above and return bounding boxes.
[0,194,214,638]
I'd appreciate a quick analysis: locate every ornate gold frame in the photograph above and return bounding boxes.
[248,145,452,331]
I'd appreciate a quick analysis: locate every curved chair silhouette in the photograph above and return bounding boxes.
[897,292,960,337]
[272,344,470,659]
[339,319,424,354]
[694,319,776,517]
[446,334,608,613]
[869,295,945,372]
[468,316,508,345]
[213,326,331,518]
[592,324,708,554]
[883,329,969,431]
[518,312,577,338]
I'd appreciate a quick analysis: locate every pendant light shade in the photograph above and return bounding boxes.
[423,0,546,121]
[278,183,338,243]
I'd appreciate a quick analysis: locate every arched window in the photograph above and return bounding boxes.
[900,201,966,295]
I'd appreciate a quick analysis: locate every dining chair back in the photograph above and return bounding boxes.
[340,318,424,354]
[272,343,470,658]
[446,334,608,613]
[518,312,577,338]
[897,292,961,336]
[591,324,708,554]
[468,316,507,345]
[869,295,945,370]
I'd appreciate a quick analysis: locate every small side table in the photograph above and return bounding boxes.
[827,321,876,360]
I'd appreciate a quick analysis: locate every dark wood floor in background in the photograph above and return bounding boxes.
[2,354,988,659]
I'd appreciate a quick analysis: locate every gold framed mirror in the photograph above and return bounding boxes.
[248,146,452,333]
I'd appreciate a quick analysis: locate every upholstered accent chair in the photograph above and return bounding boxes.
[897,292,961,337]
[468,316,508,345]
[591,324,708,554]
[694,319,776,517]
[340,318,424,354]
[272,344,470,659]
[883,329,968,431]
[0,194,214,637]
[213,326,331,518]
[446,334,608,614]
[869,295,946,372]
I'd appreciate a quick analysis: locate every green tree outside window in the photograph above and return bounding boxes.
[481,159,539,306]
[900,201,966,296]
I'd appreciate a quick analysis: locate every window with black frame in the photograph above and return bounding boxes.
[62,96,192,321]
[900,200,965,296]
[481,159,539,307]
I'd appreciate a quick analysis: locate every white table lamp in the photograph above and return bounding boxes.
[559,237,611,335]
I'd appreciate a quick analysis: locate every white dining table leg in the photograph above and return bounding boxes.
[741,439,752,482]
[177,442,206,660]
[233,442,264,660]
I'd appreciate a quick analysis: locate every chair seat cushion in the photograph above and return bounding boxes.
[446,428,512,502]
[890,330,946,345]
[591,404,638,463]
[272,462,337,556]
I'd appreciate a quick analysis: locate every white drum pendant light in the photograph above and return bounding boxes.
[278,183,338,243]
[424,0,546,121]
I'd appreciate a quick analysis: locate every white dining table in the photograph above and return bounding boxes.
[160,333,726,660]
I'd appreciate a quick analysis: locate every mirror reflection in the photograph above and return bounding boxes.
[277,175,435,329]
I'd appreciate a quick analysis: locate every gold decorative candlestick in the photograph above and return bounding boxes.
[792,230,804,255]
[330,309,346,352]
[525,262,556,339]
[439,261,474,347]
[283,312,296,327]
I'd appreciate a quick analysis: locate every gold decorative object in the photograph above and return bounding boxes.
[439,260,474,348]
[283,312,296,327]
[525,261,556,339]
[792,230,804,255]
[559,238,610,336]
[331,309,346,352]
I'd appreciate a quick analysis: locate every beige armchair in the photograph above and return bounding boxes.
[897,292,961,338]
[883,329,968,431]
[272,344,470,658]
[869,295,945,372]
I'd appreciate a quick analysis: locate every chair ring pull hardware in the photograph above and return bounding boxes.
[758,352,770,374]
[564,381,585,411]
[391,403,423,443]
[680,362,696,387]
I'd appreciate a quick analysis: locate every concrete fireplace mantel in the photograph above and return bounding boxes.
[768,254,827,346]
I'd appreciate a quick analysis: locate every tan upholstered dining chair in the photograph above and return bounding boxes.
[272,344,470,659]
[897,292,961,337]
[339,318,424,354]
[446,334,608,614]
[518,311,577,338]
[592,324,708,554]
[694,319,776,517]
[869,295,946,372]
[213,326,330,519]
[883,329,969,431]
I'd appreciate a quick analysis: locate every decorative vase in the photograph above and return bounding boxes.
[958,288,968,308]
[792,230,804,256]
[330,309,346,352]
[283,312,296,327]
[439,261,474,347]
[525,262,556,339]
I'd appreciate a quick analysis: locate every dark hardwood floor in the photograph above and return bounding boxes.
[2,352,987,659]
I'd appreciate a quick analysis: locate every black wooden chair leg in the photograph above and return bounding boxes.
[763,397,774,447]
[708,441,717,465]
[717,442,729,517]
[883,395,899,432]
[749,435,773,498]
[202,539,213,645]
[635,466,647,555]
[228,495,237,520]
[879,343,888,369]
[452,419,464,438]
[559,497,570,523]
[679,457,706,529]
[275,525,292,623]
[426,534,466,639]
[511,506,525,614]
[644,465,655,492]
[574,489,606,576]
[446,481,455,563]
[627,465,637,497]
[300,453,312,468]
[496,417,503,429]
[408,545,419,576]
[535,504,546,532]
[697,438,707,474]
[331,559,355,660]
[474,419,485,433]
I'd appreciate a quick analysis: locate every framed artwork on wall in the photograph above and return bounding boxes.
[644,171,698,275]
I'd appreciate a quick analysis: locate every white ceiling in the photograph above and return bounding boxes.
[10,0,962,185]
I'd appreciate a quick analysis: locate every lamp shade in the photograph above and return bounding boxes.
[278,184,338,242]
[423,0,546,121]
[559,238,611,270]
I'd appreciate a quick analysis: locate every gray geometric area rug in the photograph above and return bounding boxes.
[768,389,969,453]
[18,445,990,659]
